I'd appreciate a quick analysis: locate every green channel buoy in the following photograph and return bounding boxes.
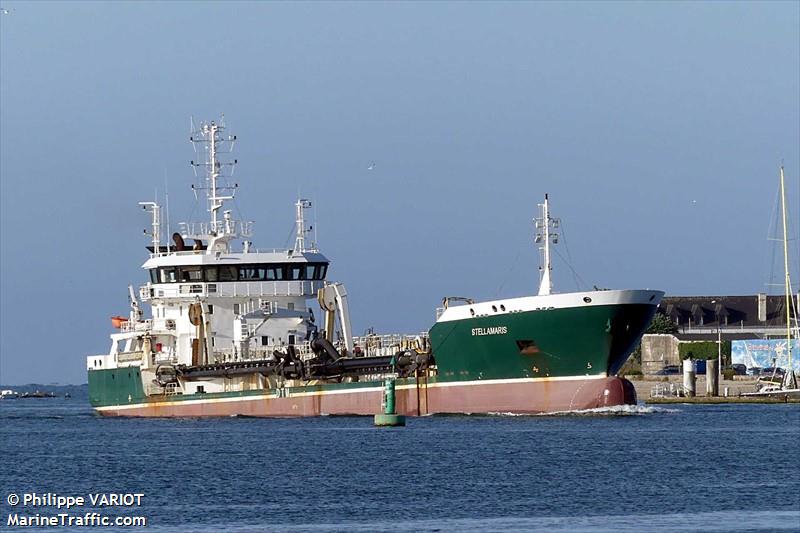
[374,375,405,427]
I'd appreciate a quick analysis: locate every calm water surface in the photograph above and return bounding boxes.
[1,399,798,532]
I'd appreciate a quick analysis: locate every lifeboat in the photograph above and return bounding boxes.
[111,316,129,329]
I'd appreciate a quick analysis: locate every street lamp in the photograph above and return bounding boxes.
[711,300,722,395]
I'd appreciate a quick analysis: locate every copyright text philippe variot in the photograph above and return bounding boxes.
[5,492,148,528]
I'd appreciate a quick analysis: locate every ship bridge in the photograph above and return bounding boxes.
[134,118,328,303]
[139,250,329,301]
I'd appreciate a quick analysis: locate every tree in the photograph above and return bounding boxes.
[646,312,679,335]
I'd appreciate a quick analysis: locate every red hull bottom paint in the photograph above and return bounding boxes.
[96,377,636,417]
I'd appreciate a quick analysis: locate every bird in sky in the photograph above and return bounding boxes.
[1,8,12,14]
[367,161,375,171]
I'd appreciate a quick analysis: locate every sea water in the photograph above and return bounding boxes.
[1,399,798,532]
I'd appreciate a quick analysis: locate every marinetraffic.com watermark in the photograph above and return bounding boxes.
[5,492,148,528]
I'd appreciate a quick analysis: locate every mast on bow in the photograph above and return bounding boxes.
[535,194,559,296]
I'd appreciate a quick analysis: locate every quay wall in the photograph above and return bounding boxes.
[628,376,760,400]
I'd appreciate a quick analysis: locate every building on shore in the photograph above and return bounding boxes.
[641,294,798,375]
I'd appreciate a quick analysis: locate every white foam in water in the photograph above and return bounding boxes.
[486,404,681,417]
[542,403,682,416]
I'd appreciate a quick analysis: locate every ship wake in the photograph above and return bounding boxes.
[486,404,680,417]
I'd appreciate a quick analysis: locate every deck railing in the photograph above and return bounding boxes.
[140,280,322,300]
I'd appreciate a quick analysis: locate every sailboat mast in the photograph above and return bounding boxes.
[779,166,795,380]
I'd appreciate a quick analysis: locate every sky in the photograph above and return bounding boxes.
[1,1,798,385]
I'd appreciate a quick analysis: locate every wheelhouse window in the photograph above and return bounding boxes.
[290,265,306,280]
[239,266,266,281]
[266,266,284,281]
[286,263,329,280]
[149,262,329,283]
[178,266,203,282]
[159,268,177,283]
[219,265,238,281]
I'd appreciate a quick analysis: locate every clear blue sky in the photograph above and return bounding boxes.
[1,1,798,385]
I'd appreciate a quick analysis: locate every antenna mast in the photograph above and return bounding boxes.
[534,194,559,296]
[184,116,252,253]
[294,199,314,253]
[140,202,161,253]
[164,175,171,252]
[190,118,236,230]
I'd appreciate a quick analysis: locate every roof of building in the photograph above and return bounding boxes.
[673,332,764,342]
[658,294,796,328]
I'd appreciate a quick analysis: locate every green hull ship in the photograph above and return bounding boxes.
[431,295,659,382]
[88,287,660,416]
[87,122,662,416]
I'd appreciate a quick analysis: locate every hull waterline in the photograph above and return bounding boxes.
[94,375,636,417]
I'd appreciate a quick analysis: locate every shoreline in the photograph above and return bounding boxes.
[628,375,800,404]
[646,396,799,404]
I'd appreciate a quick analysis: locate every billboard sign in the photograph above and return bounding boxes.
[731,339,800,372]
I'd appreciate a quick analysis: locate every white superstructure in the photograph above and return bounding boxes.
[87,118,357,395]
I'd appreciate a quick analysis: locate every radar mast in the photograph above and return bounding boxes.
[293,199,316,253]
[183,116,252,253]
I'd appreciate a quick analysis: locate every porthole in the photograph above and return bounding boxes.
[500,304,506,311]
[649,294,656,302]
[470,308,475,317]
[583,297,592,303]
[492,305,497,312]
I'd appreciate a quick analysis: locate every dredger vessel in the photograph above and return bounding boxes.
[87,118,662,416]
